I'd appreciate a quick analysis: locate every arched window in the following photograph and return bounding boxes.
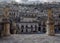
[26,25,28,28]
[31,25,33,32]
[21,25,24,32]
[31,25,33,28]
[38,27,41,31]
[38,24,41,31]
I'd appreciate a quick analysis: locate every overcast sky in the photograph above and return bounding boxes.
[15,0,60,3]
[0,0,60,2]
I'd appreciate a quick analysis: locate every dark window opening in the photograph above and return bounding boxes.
[38,27,41,31]
[21,25,24,32]
[43,28,46,33]
[41,10,43,12]
[21,29,23,32]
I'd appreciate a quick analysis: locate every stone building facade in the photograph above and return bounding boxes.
[0,2,60,34]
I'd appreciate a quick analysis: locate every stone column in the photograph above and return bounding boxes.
[23,26,26,33]
[19,26,21,33]
[36,25,38,33]
[32,25,35,33]
[2,7,10,36]
[3,23,10,36]
[41,22,43,33]
[41,26,43,33]
[46,8,55,36]
[46,20,55,36]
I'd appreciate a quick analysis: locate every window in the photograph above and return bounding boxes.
[21,25,24,32]
[38,27,41,31]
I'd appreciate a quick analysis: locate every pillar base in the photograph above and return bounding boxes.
[46,20,55,36]
[46,32,55,36]
[3,23,10,37]
[46,33,55,36]
[48,34,55,36]
[1,33,10,37]
[3,34,10,37]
